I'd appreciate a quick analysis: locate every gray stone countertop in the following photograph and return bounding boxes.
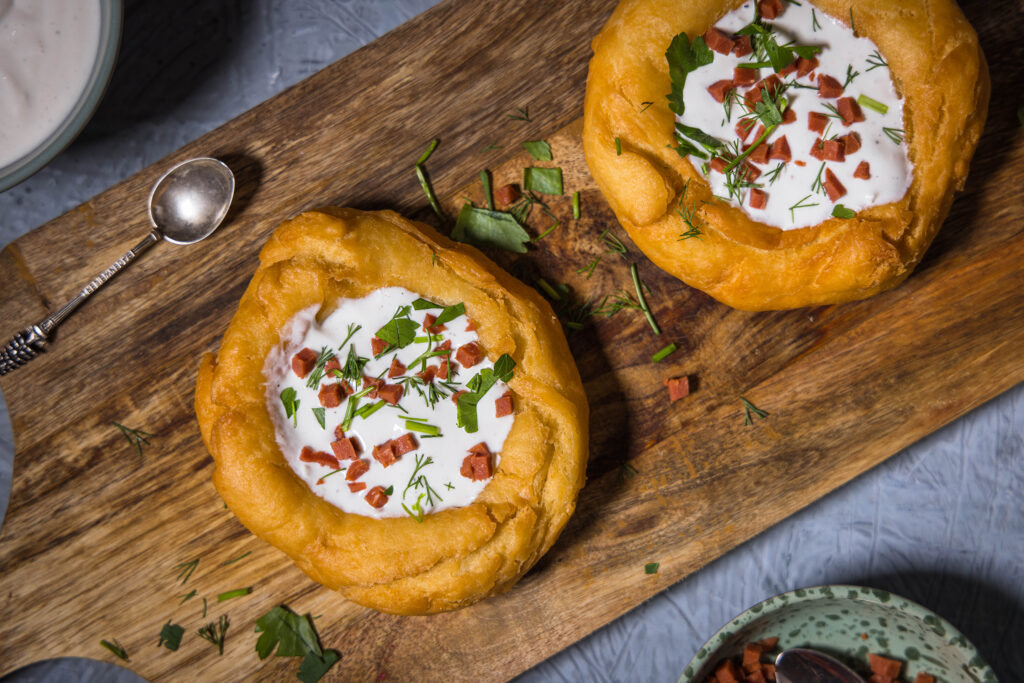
[1,1,1021,681]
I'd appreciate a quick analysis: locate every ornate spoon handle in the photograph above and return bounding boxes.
[0,230,161,376]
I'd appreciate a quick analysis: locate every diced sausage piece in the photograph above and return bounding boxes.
[760,663,776,682]
[456,341,483,369]
[334,424,346,440]
[331,437,359,462]
[362,376,384,397]
[438,339,452,351]
[318,382,347,408]
[837,96,865,125]
[839,131,862,154]
[495,392,514,417]
[778,61,797,77]
[345,458,369,481]
[748,143,770,166]
[732,35,753,57]
[365,486,389,509]
[707,79,735,104]
[370,336,388,356]
[392,432,418,456]
[664,376,690,402]
[868,654,902,679]
[758,0,784,20]
[743,643,764,673]
[736,119,757,142]
[299,446,341,469]
[781,106,797,124]
[347,482,366,493]
[494,183,520,207]
[713,659,744,683]
[808,111,829,133]
[423,312,446,333]
[740,163,761,182]
[451,389,468,404]
[769,136,791,162]
[417,366,437,384]
[733,67,758,86]
[703,27,735,55]
[438,359,451,380]
[469,442,492,456]
[388,356,406,378]
[324,357,341,376]
[854,160,871,179]
[795,56,819,77]
[824,168,847,201]
[794,160,807,167]
[817,74,844,98]
[377,383,404,405]
[710,156,730,173]
[749,189,768,210]
[752,124,766,142]
[460,453,493,481]
[822,139,845,162]
[745,75,782,106]
[810,138,827,161]
[291,348,318,378]
[372,441,398,467]
[464,318,477,332]
[913,674,936,683]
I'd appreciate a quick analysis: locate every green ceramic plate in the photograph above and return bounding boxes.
[681,585,995,683]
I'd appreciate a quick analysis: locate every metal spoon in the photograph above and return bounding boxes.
[0,157,235,375]
[775,648,867,683]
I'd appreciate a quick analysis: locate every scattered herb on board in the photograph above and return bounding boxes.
[652,343,678,363]
[630,264,661,335]
[740,396,769,425]
[174,558,199,584]
[480,141,501,153]
[619,462,638,481]
[415,138,446,225]
[451,203,531,253]
[572,191,581,219]
[112,422,153,457]
[179,589,197,604]
[312,407,326,430]
[217,587,253,602]
[220,551,251,566]
[644,562,660,575]
[480,169,494,210]
[533,207,561,241]
[280,388,300,427]
[522,140,553,161]
[456,354,516,433]
[507,106,531,122]
[100,638,129,662]
[832,204,856,219]
[197,615,230,655]
[158,621,185,651]
[523,166,563,195]
[601,229,628,257]
[577,257,601,278]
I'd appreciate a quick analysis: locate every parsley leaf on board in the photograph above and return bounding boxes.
[451,204,531,253]
[298,650,343,683]
[523,167,563,195]
[158,621,185,651]
[255,606,324,659]
[522,140,553,161]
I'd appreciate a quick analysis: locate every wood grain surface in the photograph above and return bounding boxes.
[1,0,1021,680]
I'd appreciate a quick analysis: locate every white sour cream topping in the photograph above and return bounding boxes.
[0,0,101,168]
[679,1,912,229]
[265,287,513,519]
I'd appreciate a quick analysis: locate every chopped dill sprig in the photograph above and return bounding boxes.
[843,64,860,88]
[811,162,827,195]
[220,551,251,566]
[811,8,821,31]
[675,179,704,240]
[601,229,628,257]
[789,194,819,222]
[507,106,531,122]
[883,127,905,144]
[740,396,769,425]
[174,558,199,584]
[576,256,602,278]
[304,346,335,389]
[112,422,153,457]
[866,49,887,71]
[766,162,786,185]
[197,615,230,655]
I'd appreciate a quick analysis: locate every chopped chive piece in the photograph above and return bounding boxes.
[312,407,326,430]
[832,204,856,219]
[535,278,562,301]
[615,137,622,155]
[217,587,253,602]
[811,8,821,31]
[356,400,387,420]
[481,169,494,210]
[572,191,580,219]
[644,562,660,575]
[318,468,346,482]
[415,139,446,225]
[651,343,678,363]
[523,166,563,195]
[100,639,129,661]
[630,264,661,335]
[220,551,251,566]
[740,396,769,425]
[522,140,552,161]
[405,420,440,436]
[413,334,444,343]
[857,94,888,115]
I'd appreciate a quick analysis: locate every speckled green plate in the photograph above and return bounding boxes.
[681,585,995,683]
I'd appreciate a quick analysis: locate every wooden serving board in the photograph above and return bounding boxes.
[1,0,1021,680]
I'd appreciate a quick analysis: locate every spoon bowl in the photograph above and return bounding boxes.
[149,157,235,244]
[776,648,866,683]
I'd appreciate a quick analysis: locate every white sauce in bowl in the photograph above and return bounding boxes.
[265,287,515,520]
[0,0,102,168]
[678,1,912,229]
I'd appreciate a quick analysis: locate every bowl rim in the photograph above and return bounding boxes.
[0,0,124,192]
[680,583,995,682]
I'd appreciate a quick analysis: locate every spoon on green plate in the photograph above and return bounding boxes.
[775,648,866,683]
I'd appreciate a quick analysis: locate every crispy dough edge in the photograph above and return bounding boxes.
[194,208,589,614]
[582,0,989,310]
